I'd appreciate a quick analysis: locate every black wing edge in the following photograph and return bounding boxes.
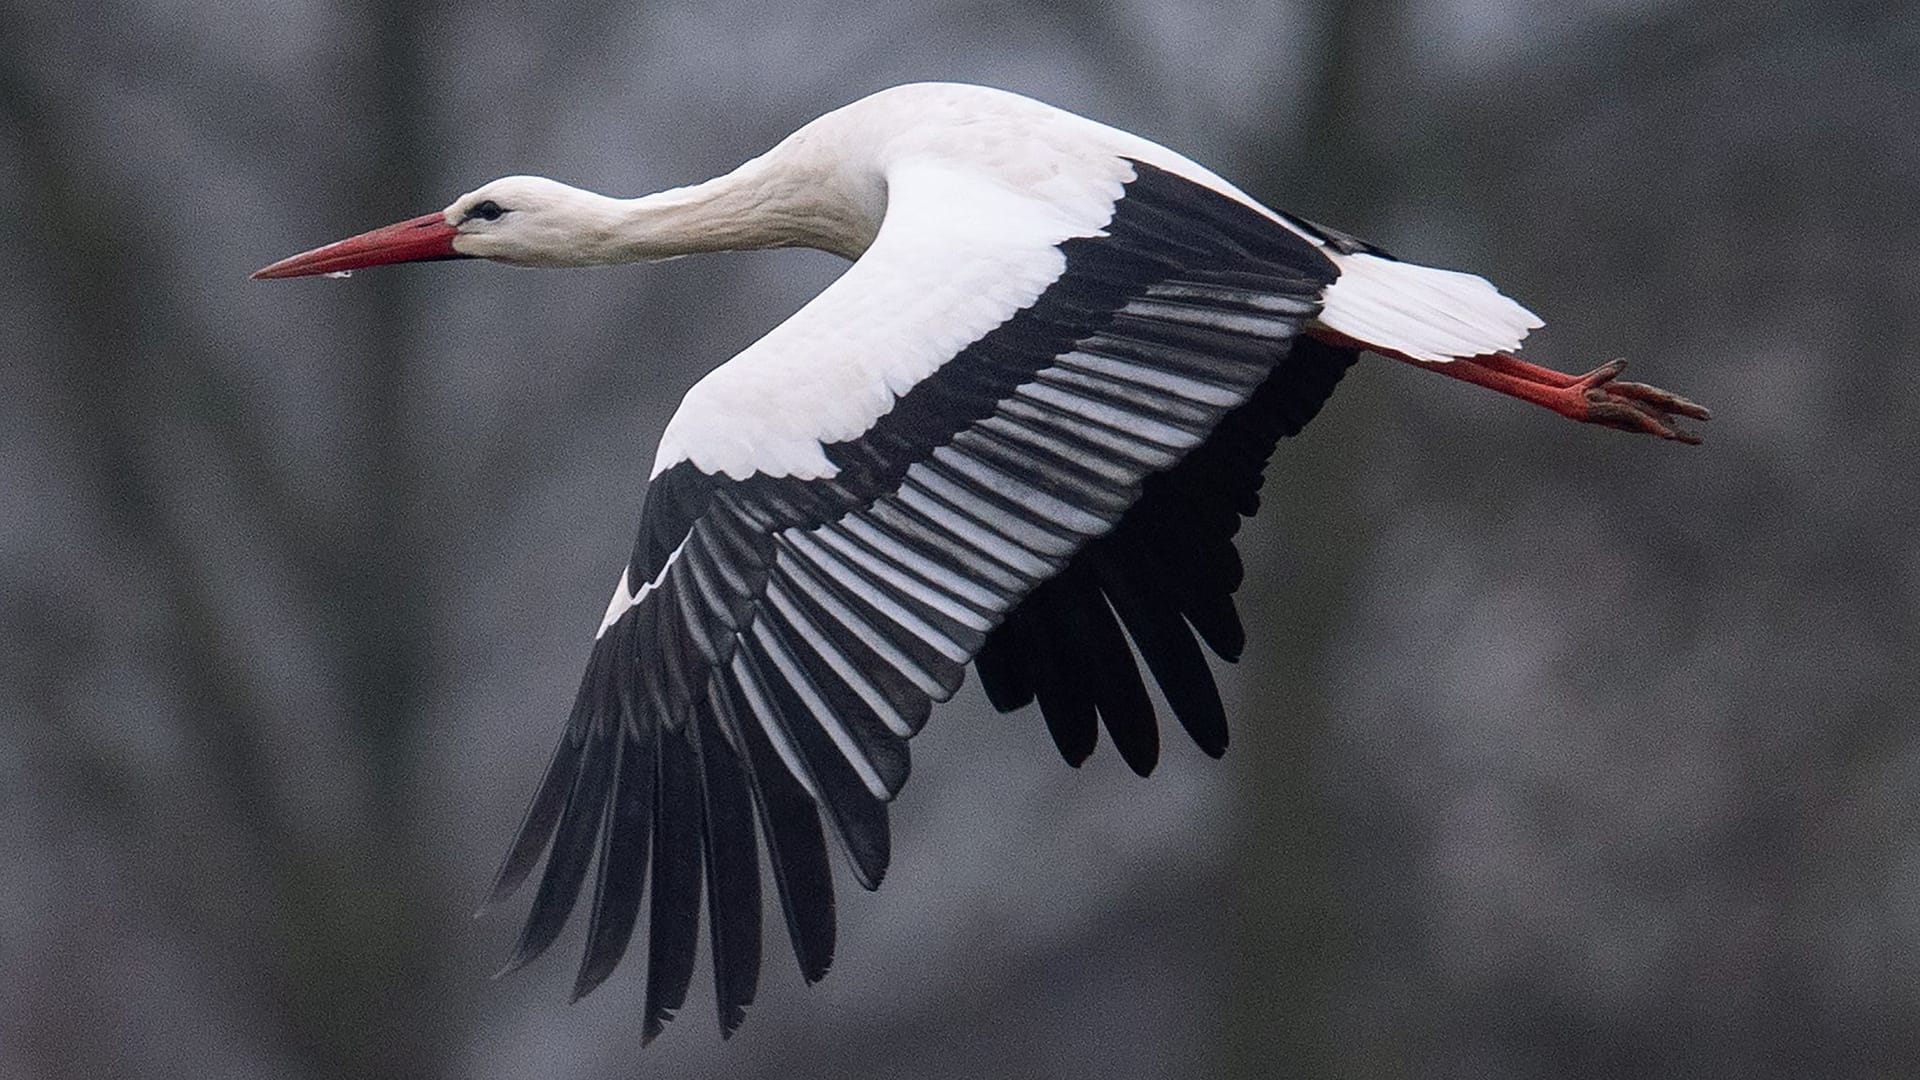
[975,334,1361,771]
[479,612,840,1041]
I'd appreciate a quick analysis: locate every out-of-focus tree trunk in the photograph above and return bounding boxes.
[264,5,464,1078]
[2,4,465,1076]
[1,40,342,1080]
[1223,2,1403,1076]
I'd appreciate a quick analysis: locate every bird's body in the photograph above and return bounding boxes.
[255,82,1708,1042]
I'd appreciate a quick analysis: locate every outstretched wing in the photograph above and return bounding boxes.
[483,159,1340,1040]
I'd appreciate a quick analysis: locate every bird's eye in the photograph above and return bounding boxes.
[468,199,505,222]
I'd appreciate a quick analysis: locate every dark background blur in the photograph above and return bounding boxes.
[4,1,1915,1077]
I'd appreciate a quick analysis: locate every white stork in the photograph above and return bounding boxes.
[255,82,1708,1041]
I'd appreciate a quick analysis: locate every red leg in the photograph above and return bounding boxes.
[1313,329,1713,444]
[1469,353,1713,433]
[1458,350,1585,389]
[1428,353,1711,443]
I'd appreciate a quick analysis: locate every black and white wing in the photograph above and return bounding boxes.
[483,159,1347,1040]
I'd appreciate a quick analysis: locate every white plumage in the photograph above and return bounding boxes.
[254,80,1707,1045]
[631,84,1543,476]
[653,160,1100,480]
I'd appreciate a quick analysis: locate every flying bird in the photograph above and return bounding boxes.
[255,82,1708,1041]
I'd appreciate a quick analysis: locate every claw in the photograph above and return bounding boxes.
[1572,359,1709,444]
[1572,358,1629,388]
[1610,380,1713,421]
[1585,396,1704,444]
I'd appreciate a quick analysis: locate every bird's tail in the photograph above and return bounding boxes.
[1315,250,1544,364]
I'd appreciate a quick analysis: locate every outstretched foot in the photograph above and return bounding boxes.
[1556,359,1713,445]
[1398,349,1713,444]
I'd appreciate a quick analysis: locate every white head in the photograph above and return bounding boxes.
[440,176,631,267]
[252,174,631,278]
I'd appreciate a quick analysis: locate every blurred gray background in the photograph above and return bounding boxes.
[4,1,1915,1077]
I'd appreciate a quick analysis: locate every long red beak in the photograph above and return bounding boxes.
[252,212,468,279]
